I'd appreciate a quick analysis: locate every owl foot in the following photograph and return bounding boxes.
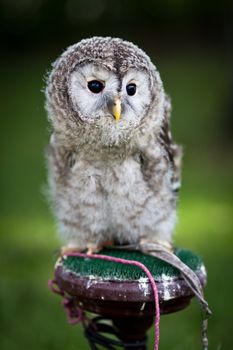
[86,241,113,255]
[60,241,114,256]
[60,244,84,256]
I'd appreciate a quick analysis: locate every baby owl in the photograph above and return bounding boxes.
[45,37,182,254]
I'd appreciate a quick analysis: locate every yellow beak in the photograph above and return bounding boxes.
[112,97,121,122]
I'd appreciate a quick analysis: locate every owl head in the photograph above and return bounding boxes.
[46,37,165,147]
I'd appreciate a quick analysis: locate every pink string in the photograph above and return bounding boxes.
[66,252,160,350]
[48,278,86,324]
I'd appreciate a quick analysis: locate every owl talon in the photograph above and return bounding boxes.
[60,245,84,256]
[86,246,99,255]
[60,241,114,256]
[86,241,113,255]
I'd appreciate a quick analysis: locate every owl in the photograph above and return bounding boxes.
[45,37,182,254]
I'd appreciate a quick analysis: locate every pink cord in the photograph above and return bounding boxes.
[48,278,85,325]
[66,252,160,350]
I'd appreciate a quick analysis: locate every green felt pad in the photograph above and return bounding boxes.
[62,248,203,281]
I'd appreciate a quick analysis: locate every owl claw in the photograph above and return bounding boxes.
[86,241,113,255]
[60,245,84,256]
[86,245,99,255]
[60,241,114,256]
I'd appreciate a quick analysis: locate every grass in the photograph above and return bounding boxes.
[0,48,232,349]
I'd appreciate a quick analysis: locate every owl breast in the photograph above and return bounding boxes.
[57,153,175,248]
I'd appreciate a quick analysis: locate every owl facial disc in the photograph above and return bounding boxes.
[46,37,165,147]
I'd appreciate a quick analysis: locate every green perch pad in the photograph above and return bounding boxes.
[62,247,204,281]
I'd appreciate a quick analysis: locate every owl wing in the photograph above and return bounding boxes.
[139,95,182,193]
[158,94,182,191]
[46,135,76,193]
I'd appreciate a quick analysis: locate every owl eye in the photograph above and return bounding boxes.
[87,80,104,93]
[126,83,136,96]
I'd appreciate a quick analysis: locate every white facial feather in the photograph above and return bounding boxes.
[121,69,151,123]
[69,64,118,120]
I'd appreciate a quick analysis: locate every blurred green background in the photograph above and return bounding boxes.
[0,0,232,349]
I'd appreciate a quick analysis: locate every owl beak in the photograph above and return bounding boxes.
[112,97,121,122]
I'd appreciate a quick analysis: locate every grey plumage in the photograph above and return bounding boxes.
[45,36,182,252]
